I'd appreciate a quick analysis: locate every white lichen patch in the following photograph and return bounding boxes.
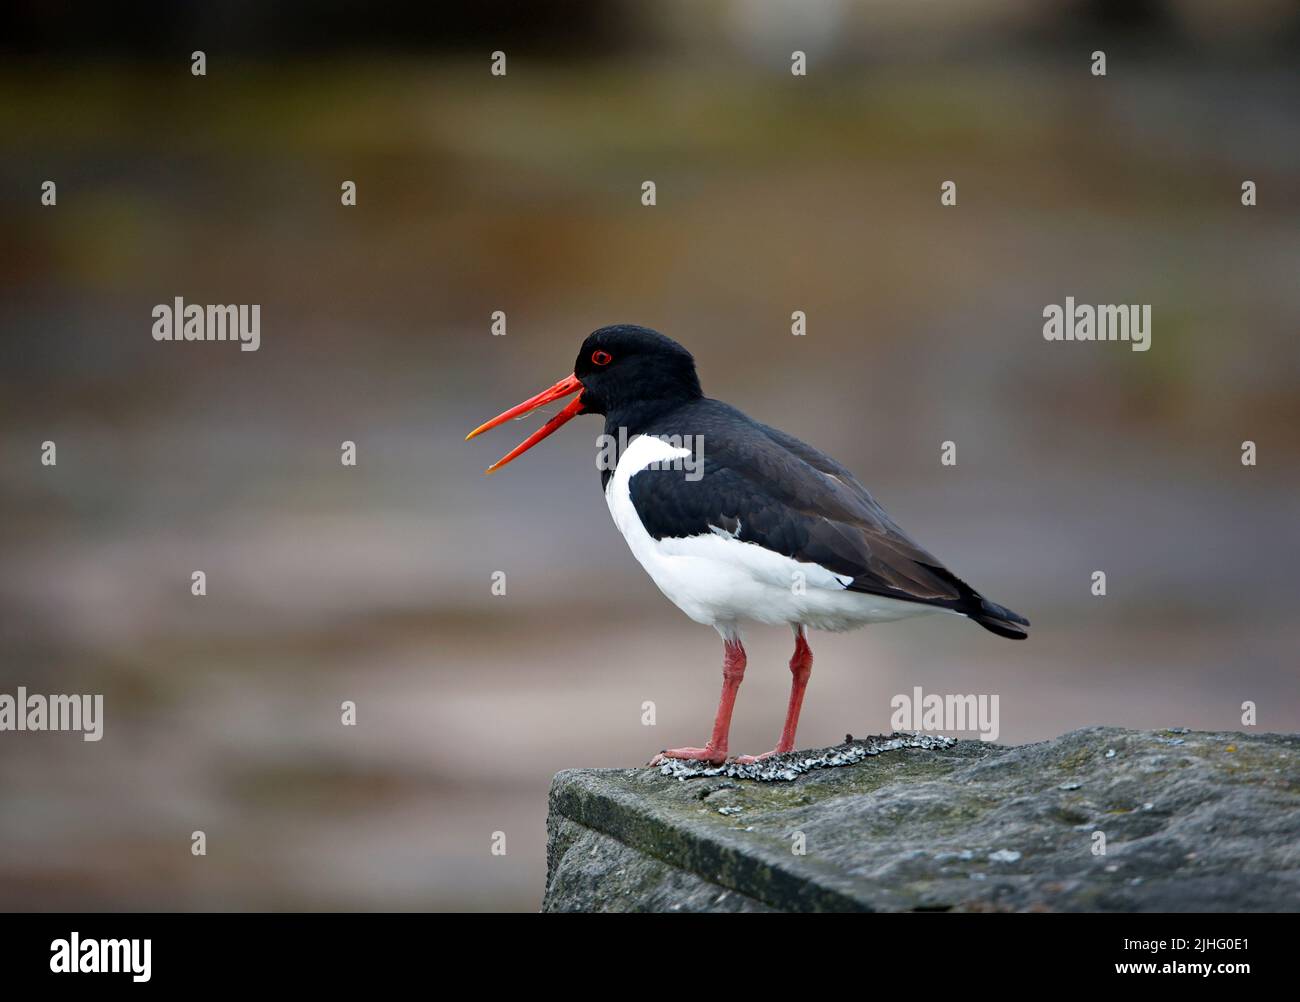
[653,732,958,782]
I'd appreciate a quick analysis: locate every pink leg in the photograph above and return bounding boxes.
[650,638,746,766]
[736,628,813,764]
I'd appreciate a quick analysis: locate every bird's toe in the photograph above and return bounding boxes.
[649,745,727,766]
[734,748,786,765]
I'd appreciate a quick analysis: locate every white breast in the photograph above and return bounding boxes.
[604,435,941,633]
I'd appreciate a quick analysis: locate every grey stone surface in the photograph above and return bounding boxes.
[546,817,774,912]
[543,727,1300,912]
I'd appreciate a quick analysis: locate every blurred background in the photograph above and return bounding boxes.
[1,0,1298,911]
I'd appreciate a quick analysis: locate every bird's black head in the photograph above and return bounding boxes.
[466,324,702,473]
[573,325,702,425]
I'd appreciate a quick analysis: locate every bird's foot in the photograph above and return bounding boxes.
[649,745,727,766]
[734,747,791,765]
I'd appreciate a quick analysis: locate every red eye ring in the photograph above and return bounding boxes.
[591,350,613,366]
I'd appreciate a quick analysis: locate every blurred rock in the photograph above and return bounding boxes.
[544,726,1300,911]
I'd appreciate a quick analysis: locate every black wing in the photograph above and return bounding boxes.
[629,400,1029,638]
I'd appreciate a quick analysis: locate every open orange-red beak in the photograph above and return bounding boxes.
[465,373,586,474]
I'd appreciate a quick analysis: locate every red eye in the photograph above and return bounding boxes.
[591,350,612,366]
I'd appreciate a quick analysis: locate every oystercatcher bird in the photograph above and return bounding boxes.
[467,325,1029,765]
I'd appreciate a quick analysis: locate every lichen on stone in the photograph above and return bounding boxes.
[653,731,958,782]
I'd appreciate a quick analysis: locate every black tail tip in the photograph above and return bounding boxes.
[973,616,1029,640]
[970,599,1030,640]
